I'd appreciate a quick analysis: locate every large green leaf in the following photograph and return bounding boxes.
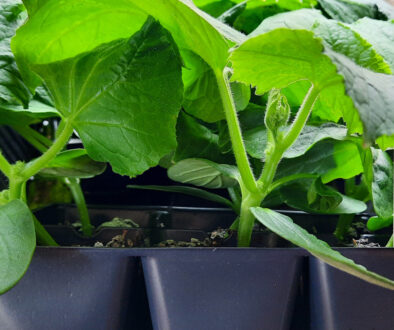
[231,29,360,130]
[244,123,348,159]
[317,0,394,23]
[0,0,31,107]
[250,9,391,74]
[13,0,244,90]
[275,140,363,183]
[168,158,239,189]
[279,178,367,214]
[194,0,236,17]
[370,148,393,219]
[0,200,36,294]
[230,0,317,34]
[349,18,394,71]
[39,149,107,179]
[326,49,394,145]
[251,207,394,290]
[182,50,250,122]
[175,112,232,163]
[31,19,183,177]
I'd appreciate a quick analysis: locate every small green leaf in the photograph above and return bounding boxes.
[276,140,363,183]
[39,149,107,179]
[168,158,239,189]
[0,200,36,294]
[128,184,235,210]
[367,215,393,232]
[251,207,394,290]
[0,100,59,126]
[280,178,367,214]
[245,123,348,160]
[371,148,393,220]
[31,18,183,177]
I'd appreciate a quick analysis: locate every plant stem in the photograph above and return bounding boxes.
[33,215,58,246]
[237,189,264,246]
[64,177,92,237]
[20,120,73,181]
[258,84,320,192]
[386,235,393,248]
[215,68,258,193]
[334,214,354,241]
[281,84,320,151]
[0,151,12,178]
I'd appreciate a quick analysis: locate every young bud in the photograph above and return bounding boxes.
[264,89,290,135]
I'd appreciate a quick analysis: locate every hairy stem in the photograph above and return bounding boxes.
[0,151,12,178]
[215,69,258,193]
[20,120,73,181]
[281,84,320,151]
[64,177,92,237]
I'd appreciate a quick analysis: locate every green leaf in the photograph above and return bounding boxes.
[0,1,31,107]
[279,178,367,214]
[349,18,394,72]
[317,0,393,23]
[194,0,236,17]
[168,158,239,189]
[12,0,243,89]
[370,148,393,220]
[251,207,394,290]
[367,215,393,232]
[232,0,317,34]
[175,112,232,163]
[326,49,394,144]
[182,50,250,122]
[0,100,59,126]
[0,200,36,294]
[276,140,363,183]
[250,9,391,74]
[231,29,360,130]
[31,18,183,177]
[244,123,348,159]
[39,149,107,179]
[128,184,235,210]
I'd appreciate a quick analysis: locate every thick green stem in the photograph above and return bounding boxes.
[64,177,92,236]
[238,189,264,247]
[0,151,12,178]
[20,120,73,181]
[215,69,258,193]
[334,214,354,241]
[281,84,320,151]
[34,215,58,246]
